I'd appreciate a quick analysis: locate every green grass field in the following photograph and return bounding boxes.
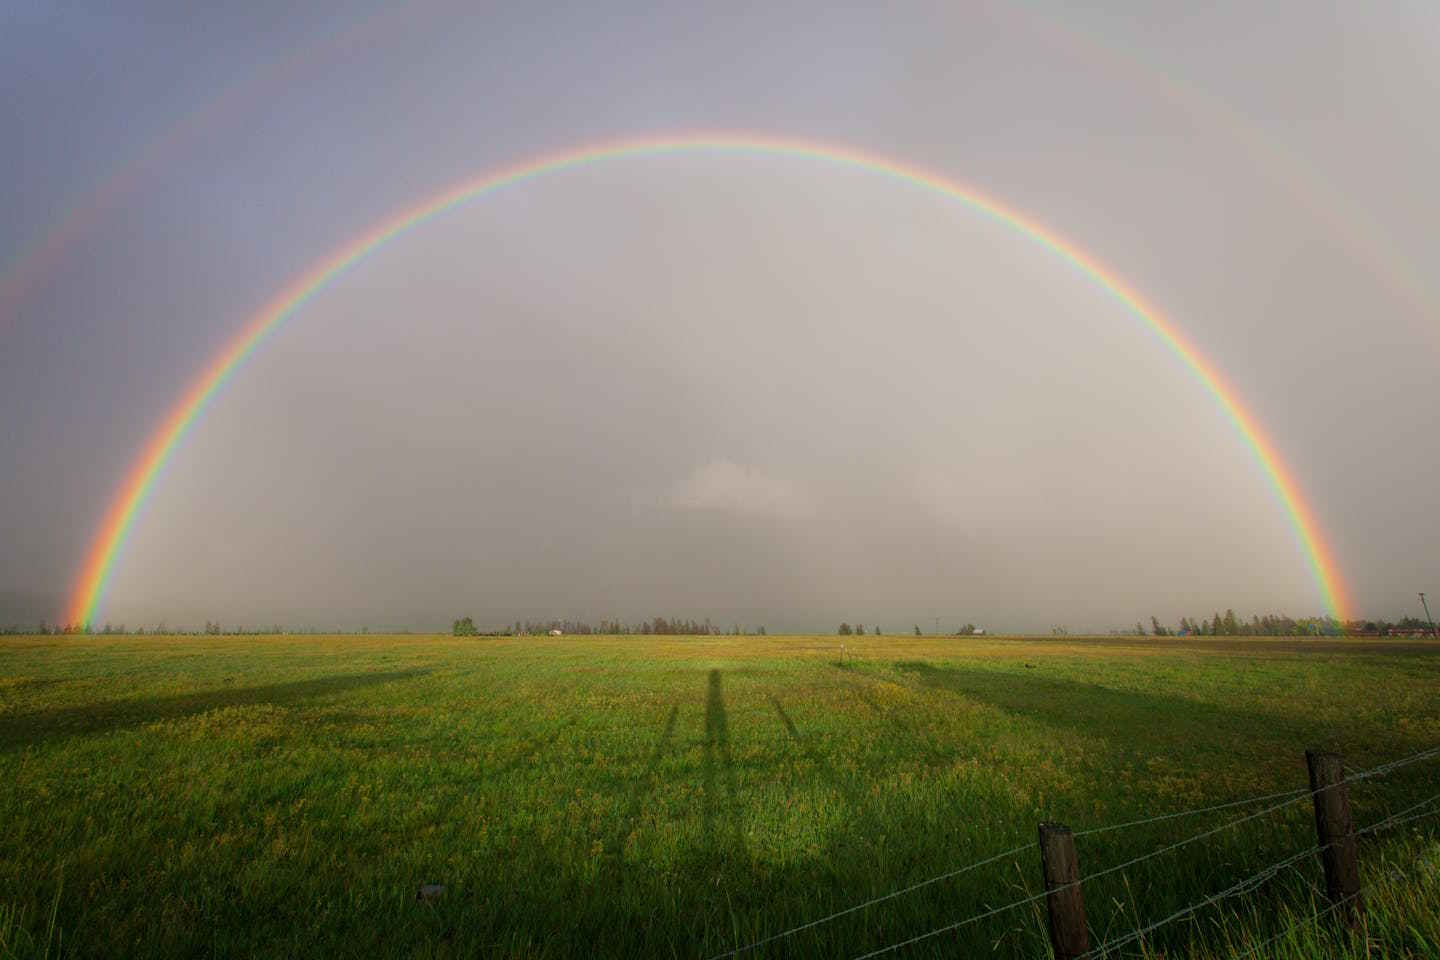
[2,633,1438,958]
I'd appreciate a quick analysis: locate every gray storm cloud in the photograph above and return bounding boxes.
[1,2,1436,631]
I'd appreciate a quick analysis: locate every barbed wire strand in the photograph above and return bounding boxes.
[1359,796,1440,837]
[1255,887,1366,960]
[1334,744,1440,787]
[1228,887,1363,960]
[848,886,1055,960]
[1079,845,1326,959]
[702,840,1033,960]
[1075,741,1440,842]
[1073,787,1306,839]
[1344,747,1440,791]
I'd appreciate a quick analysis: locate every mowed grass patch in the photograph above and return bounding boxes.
[1,634,1437,958]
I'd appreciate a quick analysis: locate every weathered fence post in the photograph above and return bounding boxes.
[1038,822,1089,959]
[1306,750,1363,925]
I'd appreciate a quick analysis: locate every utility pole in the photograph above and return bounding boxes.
[1422,592,1437,639]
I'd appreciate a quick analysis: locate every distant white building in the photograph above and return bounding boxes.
[549,629,563,636]
[973,628,985,636]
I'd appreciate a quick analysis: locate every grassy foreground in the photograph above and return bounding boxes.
[1,633,1437,958]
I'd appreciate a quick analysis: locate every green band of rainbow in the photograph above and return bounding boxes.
[66,133,1352,626]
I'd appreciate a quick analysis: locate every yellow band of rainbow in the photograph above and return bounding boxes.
[66,133,1352,626]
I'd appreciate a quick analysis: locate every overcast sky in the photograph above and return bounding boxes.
[3,1,1437,632]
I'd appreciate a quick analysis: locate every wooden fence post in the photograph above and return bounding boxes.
[1306,750,1363,925]
[1038,822,1089,959]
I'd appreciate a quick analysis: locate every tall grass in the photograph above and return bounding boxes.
[0,633,1436,957]
[0,879,63,960]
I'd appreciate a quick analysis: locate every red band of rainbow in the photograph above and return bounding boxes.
[66,134,1351,626]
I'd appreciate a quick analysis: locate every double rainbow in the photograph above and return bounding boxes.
[66,134,1352,626]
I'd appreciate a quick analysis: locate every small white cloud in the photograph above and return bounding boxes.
[907,468,1023,529]
[667,460,812,519]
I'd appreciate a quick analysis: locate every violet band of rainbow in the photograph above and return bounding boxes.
[66,134,1351,626]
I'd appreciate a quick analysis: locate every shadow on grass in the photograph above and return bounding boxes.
[771,696,864,807]
[480,721,575,781]
[887,659,1312,771]
[0,668,430,752]
[0,677,69,695]
[704,669,748,860]
[826,669,962,771]
[884,661,1440,806]
[603,704,679,868]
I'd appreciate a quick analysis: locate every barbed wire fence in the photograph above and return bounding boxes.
[1077,793,1440,959]
[704,744,1440,960]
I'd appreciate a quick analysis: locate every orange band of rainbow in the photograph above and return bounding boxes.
[66,134,1352,626]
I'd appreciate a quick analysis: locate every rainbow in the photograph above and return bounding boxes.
[65,133,1353,626]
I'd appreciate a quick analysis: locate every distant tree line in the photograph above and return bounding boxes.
[2,616,777,637]
[451,616,511,636]
[2,621,400,637]
[1124,610,1437,638]
[8,609,1433,639]
[449,617,768,637]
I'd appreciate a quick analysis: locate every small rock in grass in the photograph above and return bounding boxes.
[417,883,446,901]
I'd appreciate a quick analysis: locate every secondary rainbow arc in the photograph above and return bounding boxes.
[65,133,1353,626]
